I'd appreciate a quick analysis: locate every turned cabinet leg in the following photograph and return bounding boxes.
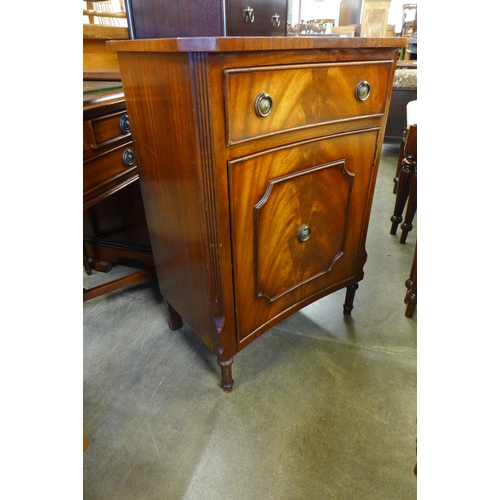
[343,283,359,315]
[165,301,183,330]
[217,357,234,393]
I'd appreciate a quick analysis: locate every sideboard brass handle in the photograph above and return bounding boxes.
[254,92,273,117]
[271,13,281,27]
[297,224,312,243]
[119,113,130,134]
[122,148,135,167]
[244,6,255,23]
[355,81,371,101]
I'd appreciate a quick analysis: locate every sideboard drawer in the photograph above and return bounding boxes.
[87,110,131,151]
[225,61,392,145]
[83,142,137,201]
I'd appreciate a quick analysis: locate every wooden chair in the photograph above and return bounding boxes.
[393,99,417,191]
[391,101,417,244]
[83,0,127,27]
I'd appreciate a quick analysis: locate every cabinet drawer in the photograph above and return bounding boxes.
[86,110,131,151]
[225,61,392,145]
[228,0,287,36]
[229,129,379,345]
[83,142,137,200]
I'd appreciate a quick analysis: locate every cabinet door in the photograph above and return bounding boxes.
[228,0,287,36]
[229,129,379,347]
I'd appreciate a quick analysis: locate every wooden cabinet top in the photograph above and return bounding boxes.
[108,36,406,54]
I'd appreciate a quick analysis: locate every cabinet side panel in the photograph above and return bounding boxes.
[116,52,215,348]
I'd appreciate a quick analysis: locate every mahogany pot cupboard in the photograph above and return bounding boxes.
[108,36,405,391]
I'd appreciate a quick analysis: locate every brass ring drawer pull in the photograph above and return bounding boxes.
[297,224,312,243]
[122,148,135,167]
[119,113,131,134]
[271,14,280,27]
[244,6,254,23]
[355,81,371,101]
[254,92,273,117]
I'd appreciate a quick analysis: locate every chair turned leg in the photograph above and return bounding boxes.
[390,157,415,234]
[404,245,417,318]
[390,125,417,235]
[393,131,406,194]
[405,290,417,318]
[400,172,417,244]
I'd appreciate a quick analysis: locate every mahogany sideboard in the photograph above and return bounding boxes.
[109,36,405,391]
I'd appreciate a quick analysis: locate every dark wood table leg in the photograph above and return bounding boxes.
[83,243,92,276]
[400,172,417,244]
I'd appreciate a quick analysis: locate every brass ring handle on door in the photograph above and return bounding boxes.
[244,6,255,23]
[254,92,273,117]
[355,81,371,101]
[297,224,312,243]
[122,148,135,167]
[271,13,280,27]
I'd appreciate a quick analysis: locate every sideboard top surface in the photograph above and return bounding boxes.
[108,36,406,54]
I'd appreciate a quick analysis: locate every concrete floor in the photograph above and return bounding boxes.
[83,143,417,499]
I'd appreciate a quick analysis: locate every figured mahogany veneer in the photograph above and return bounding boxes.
[225,61,392,144]
[109,36,405,391]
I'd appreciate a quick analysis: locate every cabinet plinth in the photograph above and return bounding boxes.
[109,36,405,390]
